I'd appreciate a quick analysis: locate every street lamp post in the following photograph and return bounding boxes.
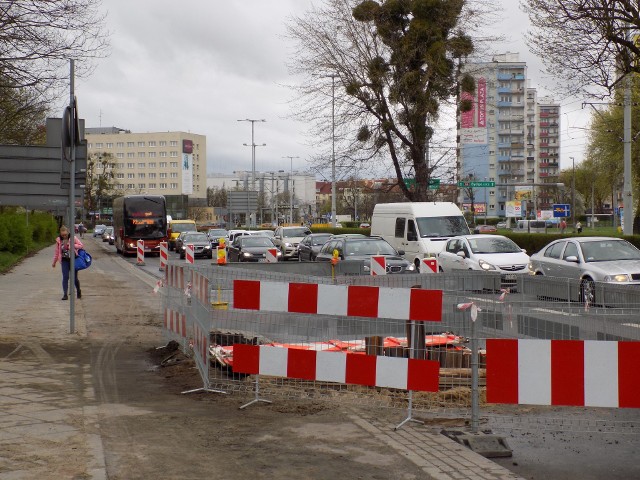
[330,75,337,228]
[238,119,266,227]
[283,156,299,225]
[571,156,575,231]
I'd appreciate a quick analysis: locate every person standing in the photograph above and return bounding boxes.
[560,219,567,234]
[52,225,84,300]
[576,221,582,234]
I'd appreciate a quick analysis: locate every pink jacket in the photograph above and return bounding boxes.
[53,236,84,264]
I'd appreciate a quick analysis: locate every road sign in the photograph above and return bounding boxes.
[457,181,495,188]
[404,178,440,189]
[552,204,571,218]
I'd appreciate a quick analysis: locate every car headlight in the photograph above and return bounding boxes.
[527,262,534,273]
[203,245,211,250]
[406,263,415,271]
[127,242,136,249]
[604,274,630,282]
[478,259,496,271]
[242,252,253,257]
[276,251,282,256]
[285,242,292,247]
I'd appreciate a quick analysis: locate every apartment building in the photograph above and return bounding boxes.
[85,127,207,217]
[457,52,561,218]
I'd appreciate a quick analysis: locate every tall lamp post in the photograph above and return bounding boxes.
[283,156,299,224]
[330,75,337,228]
[238,118,266,227]
[570,156,575,231]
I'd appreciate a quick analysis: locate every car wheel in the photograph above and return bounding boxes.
[580,277,595,304]
[180,253,185,260]
[439,267,444,273]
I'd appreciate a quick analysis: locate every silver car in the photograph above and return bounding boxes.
[528,237,640,300]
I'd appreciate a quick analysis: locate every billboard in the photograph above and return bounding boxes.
[477,78,486,127]
[182,153,193,194]
[460,127,487,144]
[506,200,522,218]
[463,203,486,214]
[514,186,533,201]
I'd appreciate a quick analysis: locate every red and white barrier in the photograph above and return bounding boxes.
[190,322,208,365]
[266,248,278,263]
[136,239,145,266]
[233,280,442,322]
[420,258,438,274]
[159,241,168,271]
[192,271,209,304]
[486,339,640,408]
[232,344,440,392]
[164,308,186,337]
[370,256,386,276]
[185,244,194,264]
[165,264,185,290]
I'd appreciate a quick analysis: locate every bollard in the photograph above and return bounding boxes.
[370,255,386,276]
[216,238,227,265]
[266,248,278,263]
[136,239,145,266]
[185,244,195,264]
[420,257,438,274]
[159,241,168,271]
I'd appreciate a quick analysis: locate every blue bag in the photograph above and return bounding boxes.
[75,249,92,271]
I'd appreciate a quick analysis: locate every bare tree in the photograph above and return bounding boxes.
[286,0,499,201]
[523,0,640,97]
[0,0,110,99]
[0,78,47,144]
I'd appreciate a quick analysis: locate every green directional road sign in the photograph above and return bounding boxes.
[404,178,441,189]
[457,181,495,188]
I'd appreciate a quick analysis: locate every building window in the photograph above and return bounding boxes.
[127,142,134,147]
[116,153,124,159]
[160,182,167,188]
[127,183,135,189]
[106,142,113,148]
[117,142,124,148]
[149,183,156,189]
[149,172,156,179]
[170,172,178,178]
[170,151,178,158]
[127,163,135,168]
[160,152,167,158]
[148,141,156,147]
[170,140,178,147]
[95,142,103,148]
[117,183,124,189]
[138,152,145,158]
[138,173,145,179]
[148,162,156,168]
[127,152,135,158]
[170,183,178,189]
[159,141,167,147]
[138,163,145,168]
[116,173,124,179]
[138,183,145,189]
[159,173,167,178]
[148,152,156,158]
[159,162,167,167]
[117,163,124,168]
[137,141,145,147]
[170,162,178,168]
[127,173,135,179]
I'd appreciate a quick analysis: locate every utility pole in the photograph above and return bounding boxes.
[238,118,266,227]
[283,156,299,224]
[331,75,337,228]
[571,157,575,231]
[623,35,633,235]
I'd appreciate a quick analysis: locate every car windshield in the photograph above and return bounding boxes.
[183,233,207,243]
[104,227,113,234]
[208,229,227,237]
[416,216,470,238]
[344,239,397,256]
[255,230,274,237]
[312,235,332,245]
[468,237,521,254]
[283,228,311,237]
[580,240,640,262]
[241,237,274,247]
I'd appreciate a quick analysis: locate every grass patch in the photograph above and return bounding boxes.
[0,241,53,274]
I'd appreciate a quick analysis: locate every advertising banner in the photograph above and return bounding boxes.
[461,91,475,128]
[514,186,533,201]
[477,78,486,127]
[460,127,487,144]
[463,203,486,214]
[506,200,522,218]
[182,153,193,194]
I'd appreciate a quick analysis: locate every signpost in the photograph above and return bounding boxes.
[404,178,440,189]
[552,204,571,218]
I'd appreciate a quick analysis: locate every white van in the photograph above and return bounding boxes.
[371,202,470,267]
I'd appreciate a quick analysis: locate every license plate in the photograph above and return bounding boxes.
[504,273,516,280]
[258,259,267,263]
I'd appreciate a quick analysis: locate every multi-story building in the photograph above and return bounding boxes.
[457,53,561,219]
[85,127,207,219]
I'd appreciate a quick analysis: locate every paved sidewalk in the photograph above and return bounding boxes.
[0,244,523,479]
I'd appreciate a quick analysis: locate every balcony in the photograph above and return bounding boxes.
[540,152,549,158]
[497,101,512,107]
[497,86,511,93]
[539,121,549,127]
[498,155,511,162]
[511,143,525,148]
[540,132,549,137]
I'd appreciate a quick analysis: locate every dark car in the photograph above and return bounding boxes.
[102,226,115,245]
[297,233,332,262]
[174,230,198,253]
[316,236,416,274]
[177,232,213,259]
[227,235,282,262]
[207,228,228,247]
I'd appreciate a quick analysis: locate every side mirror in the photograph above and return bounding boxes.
[565,255,579,263]
[397,249,405,256]
[456,250,466,258]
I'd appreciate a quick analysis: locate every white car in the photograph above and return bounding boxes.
[438,235,529,286]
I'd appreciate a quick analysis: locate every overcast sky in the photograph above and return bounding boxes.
[70,0,589,179]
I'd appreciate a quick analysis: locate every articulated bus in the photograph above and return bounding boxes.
[112,195,167,256]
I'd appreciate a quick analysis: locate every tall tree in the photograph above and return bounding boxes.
[0,77,47,144]
[0,0,109,99]
[286,0,498,201]
[523,0,640,97]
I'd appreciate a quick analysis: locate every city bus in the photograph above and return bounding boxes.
[112,195,168,256]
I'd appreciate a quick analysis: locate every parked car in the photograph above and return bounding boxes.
[496,221,508,229]
[102,226,115,244]
[297,233,333,262]
[93,224,107,237]
[177,232,213,259]
[227,230,250,244]
[174,230,198,253]
[528,237,640,302]
[474,224,497,234]
[253,229,275,239]
[207,228,228,247]
[359,222,371,228]
[316,236,416,274]
[272,226,312,260]
[227,235,282,262]
[438,235,530,287]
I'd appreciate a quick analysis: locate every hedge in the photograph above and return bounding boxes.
[0,211,58,254]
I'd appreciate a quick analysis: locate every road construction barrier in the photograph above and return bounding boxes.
[216,246,227,265]
[266,248,278,263]
[370,255,386,276]
[136,239,145,266]
[161,264,640,431]
[486,339,640,408]
[159,242,168,271]
[185,244,194,264]
[420,258,438,274]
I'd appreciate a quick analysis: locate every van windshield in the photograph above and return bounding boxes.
[416,216,470,238]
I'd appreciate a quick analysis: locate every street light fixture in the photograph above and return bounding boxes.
[238,118,266,227]
[283,156,299,224]
[570,156,575,230]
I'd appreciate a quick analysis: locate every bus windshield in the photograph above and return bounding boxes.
[120,196,167,239]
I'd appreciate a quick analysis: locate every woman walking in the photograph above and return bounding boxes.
[52,225,84,300]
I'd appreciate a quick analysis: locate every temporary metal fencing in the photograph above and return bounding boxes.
[160,262,640,431]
